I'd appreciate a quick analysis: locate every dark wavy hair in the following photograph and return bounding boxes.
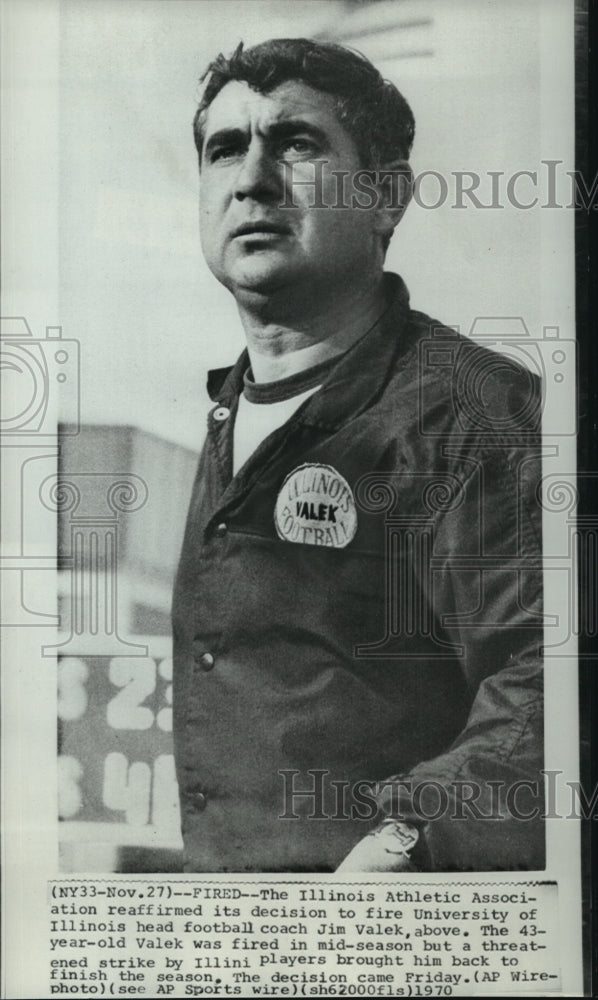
[193,37,415,169]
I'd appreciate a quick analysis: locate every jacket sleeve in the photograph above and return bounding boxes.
[374,436,545,871]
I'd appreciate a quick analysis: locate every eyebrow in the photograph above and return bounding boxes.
[203,119,331,160]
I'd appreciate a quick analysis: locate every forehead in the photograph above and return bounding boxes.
[202,78,350,141]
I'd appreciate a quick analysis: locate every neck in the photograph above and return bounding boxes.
[237,275,388,383]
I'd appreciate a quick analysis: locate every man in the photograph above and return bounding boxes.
[172,38,544,873]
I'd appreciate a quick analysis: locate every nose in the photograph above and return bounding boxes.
[233,140,281,203]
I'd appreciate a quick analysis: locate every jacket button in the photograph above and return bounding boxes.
[190,791,207,811]
[215,522,228,537]
[213,406,230,422]
[195,651,215,671]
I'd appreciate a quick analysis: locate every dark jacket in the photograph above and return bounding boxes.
[172,273,544,872]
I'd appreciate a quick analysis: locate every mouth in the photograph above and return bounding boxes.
[232,222,292,238]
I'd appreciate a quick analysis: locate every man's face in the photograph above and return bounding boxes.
[199,79,382,303]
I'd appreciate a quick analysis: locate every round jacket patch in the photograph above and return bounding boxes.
[275,463,357,548]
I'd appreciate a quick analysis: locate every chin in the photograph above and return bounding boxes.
[225,258,298,298]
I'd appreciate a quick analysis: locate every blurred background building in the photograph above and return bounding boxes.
[57,424,197,871]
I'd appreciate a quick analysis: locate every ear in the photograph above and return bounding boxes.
[372,160,413,243]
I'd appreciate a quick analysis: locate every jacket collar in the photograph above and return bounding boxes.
[206,273,414,431]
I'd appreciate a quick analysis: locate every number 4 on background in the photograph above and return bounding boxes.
[102,751,179,832]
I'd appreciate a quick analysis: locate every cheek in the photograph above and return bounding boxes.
[199,200,223,257]
[199,179,224,225]
[307,205,375,255]
[199,190,215,221]
[199,218,220,269]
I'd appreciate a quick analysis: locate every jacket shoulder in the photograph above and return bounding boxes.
[392,308,543,438]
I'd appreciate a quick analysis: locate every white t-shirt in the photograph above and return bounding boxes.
[232,357,339,476]
[233,387,320,476]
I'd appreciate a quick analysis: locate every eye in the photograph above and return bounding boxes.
[210,145,241,163]
[208,139,247,164]
[279,137,318,159]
